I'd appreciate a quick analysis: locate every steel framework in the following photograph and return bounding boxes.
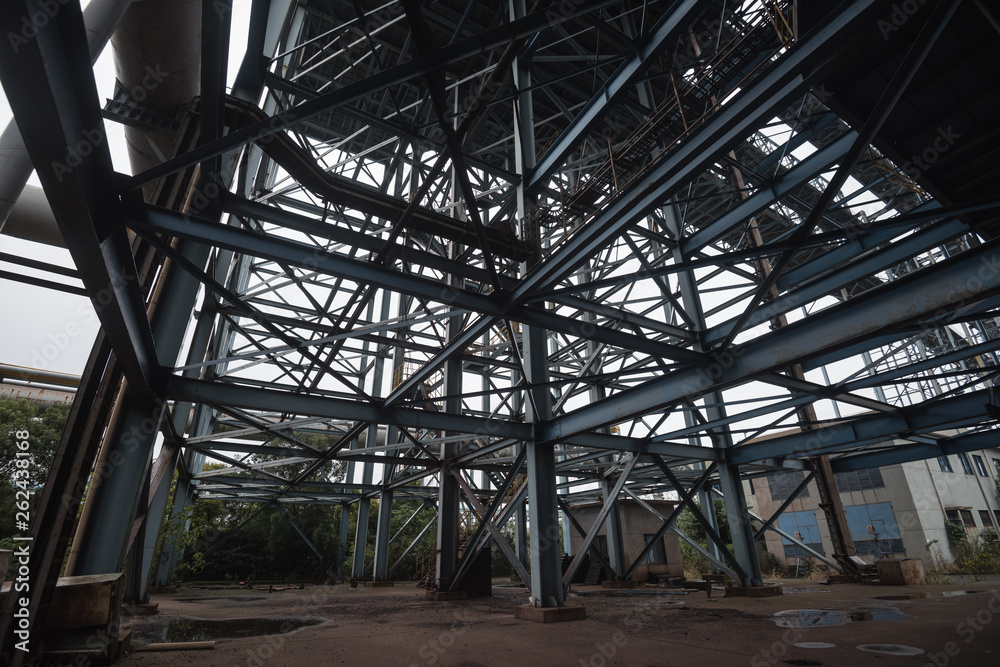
[2,0,1000,654]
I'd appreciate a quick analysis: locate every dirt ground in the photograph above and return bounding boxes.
[118,577,1000,666]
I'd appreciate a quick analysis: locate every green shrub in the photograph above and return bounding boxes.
[758,549,783,577]
[680,542,712,578]
[942,523,1000,574]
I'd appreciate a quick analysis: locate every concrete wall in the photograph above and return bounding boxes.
[900,454,1000,562]
[744,441,1000,570]
[567,499,683,581]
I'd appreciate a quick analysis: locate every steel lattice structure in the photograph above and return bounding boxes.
[2,0,1000,651]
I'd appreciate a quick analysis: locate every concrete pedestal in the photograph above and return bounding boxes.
[877,558,925,586]
[514,605,587,623]
[726,584,783,597]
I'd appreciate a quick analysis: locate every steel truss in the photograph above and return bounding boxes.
[3,0,1000,650]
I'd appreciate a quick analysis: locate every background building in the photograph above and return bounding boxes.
[747,437,1000,570]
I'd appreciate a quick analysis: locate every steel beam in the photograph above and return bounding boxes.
[543,239,1000,441]
[168,376,531,440]
[125,0,621,190]
[830,430,1000,473]
[508,0,880,306]
[527,0,703,190]
[0,0,159,389]
[729,389,994,465]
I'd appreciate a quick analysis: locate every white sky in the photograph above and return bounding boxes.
[0,3,913,447]
[0,0,250,375]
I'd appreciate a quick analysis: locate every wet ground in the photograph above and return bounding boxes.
[129,616,325,647]
[118,577,1000,666]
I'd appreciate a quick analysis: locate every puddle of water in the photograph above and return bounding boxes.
[872,589,983,601]
[793,642,836,649]
[773,609,913,628]
[174,596,268,602]
[856,644,925,656]
[783,588,830,595]
[129,616,324,647]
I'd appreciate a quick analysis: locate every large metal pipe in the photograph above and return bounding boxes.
[0,363,80,388]
[0,383,75,408]
[66,0,204,584]
[0,0,133,244]
[109,0,201,184]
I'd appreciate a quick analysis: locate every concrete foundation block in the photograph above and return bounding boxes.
[514,604,587,623]
[728,584,783,597]
[877,558,926,586]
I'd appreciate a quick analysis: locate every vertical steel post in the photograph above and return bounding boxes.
[511,0,564,607]
[352,295,389,578]
[373,312,408,580]
[664,201,762,586]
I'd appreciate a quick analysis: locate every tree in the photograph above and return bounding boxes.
[163,431,351,583]
[675,497,732,577]
[675,498,731,544]
[1,398,70,555]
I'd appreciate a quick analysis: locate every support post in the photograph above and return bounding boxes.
[434,261,463,591]
[664,200,762,586]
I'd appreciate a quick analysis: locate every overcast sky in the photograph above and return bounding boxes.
[0,1,250,376]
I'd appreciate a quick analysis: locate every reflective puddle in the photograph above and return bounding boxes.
[872,589,983,601]
[129,616,325,646]
[936,589,984,597]
[782,588,829,595]
[857,643,925,656]
[793,642,836,649]
[773,608,913,628]
[174,596,268,602]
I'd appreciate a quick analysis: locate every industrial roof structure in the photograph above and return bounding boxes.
[2,0,1000,656]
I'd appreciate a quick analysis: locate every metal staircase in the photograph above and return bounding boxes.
[560,2,793,218]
